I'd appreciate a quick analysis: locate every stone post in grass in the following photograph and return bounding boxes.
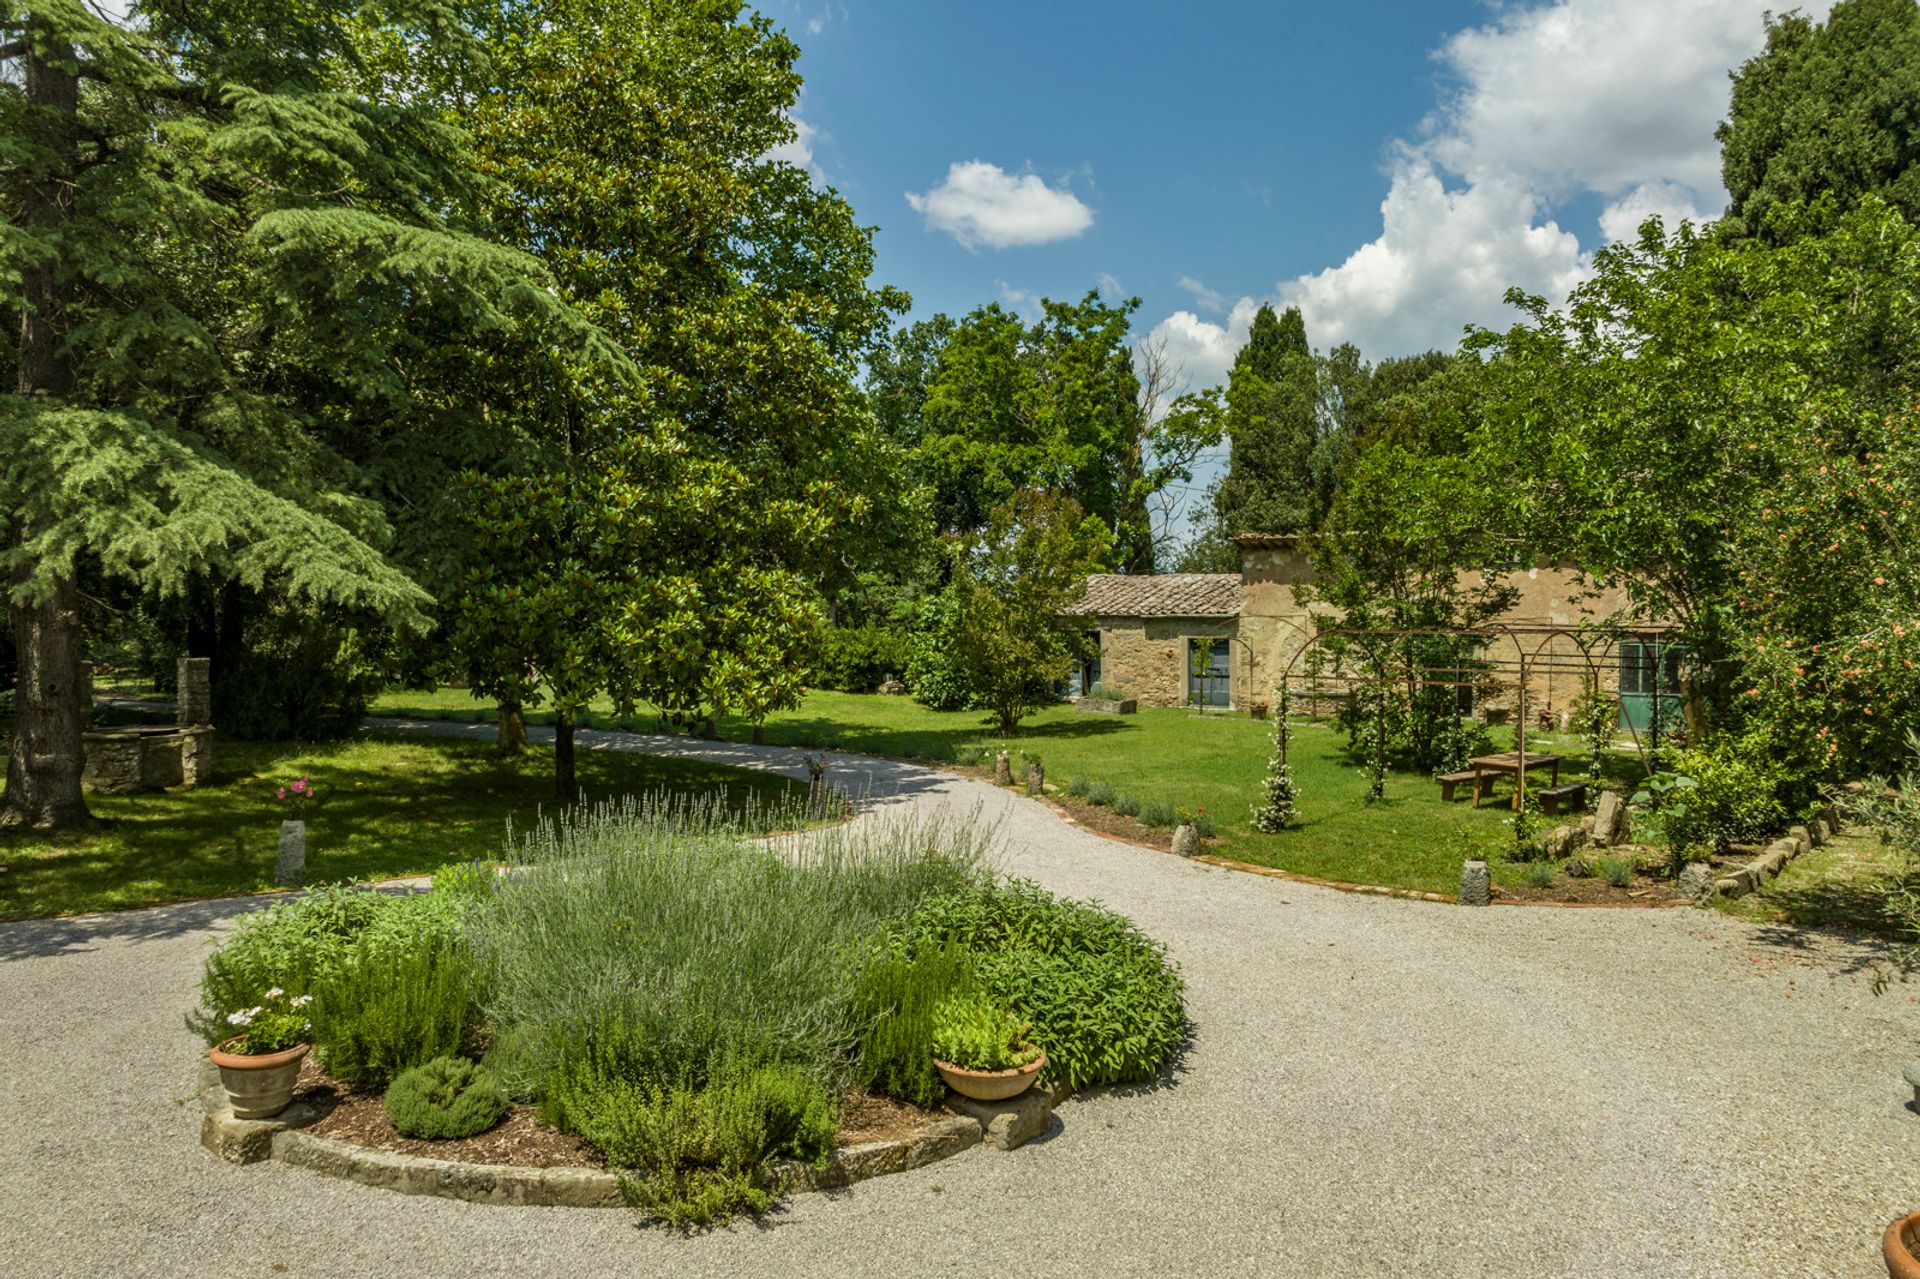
[1026,759,1045,797]
[1459,860,1491,906]
[1172,823,1200,857]
[994,750,1012,787]
[276,820,305,887]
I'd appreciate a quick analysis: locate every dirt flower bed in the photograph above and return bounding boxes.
[298,1059,601,1169]
[296,1052,947,1170]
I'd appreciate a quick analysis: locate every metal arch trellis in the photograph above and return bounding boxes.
[1273,620,1684,817]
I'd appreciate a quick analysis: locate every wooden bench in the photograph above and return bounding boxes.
[1438,770,1483,804]
[1538,782,1588,816]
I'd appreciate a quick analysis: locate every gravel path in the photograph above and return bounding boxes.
[5,718,1918,1278]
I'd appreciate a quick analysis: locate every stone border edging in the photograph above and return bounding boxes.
[199,1060,1062,1210]
[1714,810,1846,900]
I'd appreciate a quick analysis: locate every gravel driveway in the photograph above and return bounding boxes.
[5,719,1917,1278]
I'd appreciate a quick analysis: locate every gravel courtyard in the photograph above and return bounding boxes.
[5,723,1917,1278]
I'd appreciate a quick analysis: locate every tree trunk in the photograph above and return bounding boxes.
[554,713,576,803]
[2,573,91,829]
[2,39,87,830]
[497,701,527,756]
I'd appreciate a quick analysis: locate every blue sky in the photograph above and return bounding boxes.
[769,0,1824,383]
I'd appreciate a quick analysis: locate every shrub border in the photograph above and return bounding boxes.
[197,1061,1060,1209]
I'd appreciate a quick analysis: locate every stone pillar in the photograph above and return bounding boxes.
[177,657,212,727]
[1460,860,1491,906]
[1171,824,1200,857]
[276,820,306,887]
[1026,760,1045,797]
[994,751,1012,787]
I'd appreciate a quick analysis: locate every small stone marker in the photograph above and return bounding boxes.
[994,751,1012,786]
[1593,791,1625,846]
[1460,859,1491,906]
[1677,862,1716,901]
[276,819,306,887]
[177,656,213,727]
[1171,824,1200,857]
[1026,760,1045,796]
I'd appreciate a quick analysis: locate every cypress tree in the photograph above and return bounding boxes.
[1212,304,1318,537]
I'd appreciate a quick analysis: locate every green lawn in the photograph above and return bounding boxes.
[0,732,810,920]
[1709,830,1915,939]
[372,686,1627,897]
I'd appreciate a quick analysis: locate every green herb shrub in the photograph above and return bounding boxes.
[384,1056,508,1140]
[930,992,1040,1071]
[1087,781,1116,807]
[432,859,498,900]
[885,879,1186,1090]
[310,935,482,1088]
[1524,862,1556,889]
[1111,792,1141,818]
[848,942,976,1108]
[1137,799,1176,829]
[1635,731,1793,863]
[190,885,471,1044]
[1599,857,1634,888]
[1065,776,1091,798]
[476,796,981,1102]
[546,1055,836,1227]
[1086,682,1131,701]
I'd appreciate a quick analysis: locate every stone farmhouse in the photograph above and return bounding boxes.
[1064,534,1680,732]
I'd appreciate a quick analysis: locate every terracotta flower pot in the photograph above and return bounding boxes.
[933,1048,1046,1102]
[1885,1213,1920,1279]
[209,1038,309,1120]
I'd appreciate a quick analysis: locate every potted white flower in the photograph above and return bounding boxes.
[208,988,312,1119]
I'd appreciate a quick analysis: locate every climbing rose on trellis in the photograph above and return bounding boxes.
[1251,690,1298,833]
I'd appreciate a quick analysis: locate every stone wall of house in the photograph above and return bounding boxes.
[1098,617,1240,708]
[1235,542,1646,722]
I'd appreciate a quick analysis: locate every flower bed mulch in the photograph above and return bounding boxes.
[293,1057,946,1171]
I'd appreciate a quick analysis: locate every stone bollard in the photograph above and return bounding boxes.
[1026,761,1045,797]
[276,820,306,887]
[1459,859,1491,906]
[1677,862,1716,901]
[994,751,1012,787]
[1171,824,1200,857]
[177,656,213,728]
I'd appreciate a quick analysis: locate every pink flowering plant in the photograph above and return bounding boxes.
[275,775,316,819]
[220,987,312,1055]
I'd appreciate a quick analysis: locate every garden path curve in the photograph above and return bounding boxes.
[4,717,1917,1278]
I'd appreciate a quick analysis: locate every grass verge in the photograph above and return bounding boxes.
[0,732,809,920]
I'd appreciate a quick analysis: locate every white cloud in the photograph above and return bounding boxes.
[1282,157,1587,354]
[764,113,817,173]
[1097,272,1125,300]
[906,161,1095,250]
[1597,179,1712,243]
[1157,0,1833,364]
[1144,298,1261,398]
[1176,275,1228,315]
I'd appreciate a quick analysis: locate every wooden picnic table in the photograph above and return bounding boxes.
[1467,751,1563,809]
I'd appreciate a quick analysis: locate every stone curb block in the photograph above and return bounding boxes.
[1714,820,1845,900]
[201,1057,1056,1209]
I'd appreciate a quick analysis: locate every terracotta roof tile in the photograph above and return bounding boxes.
[1064,573,1242,619]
